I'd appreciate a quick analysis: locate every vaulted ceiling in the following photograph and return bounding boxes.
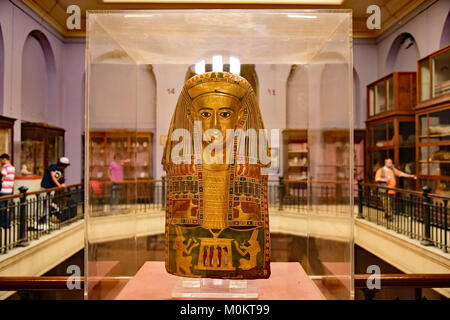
[22,0,428,38]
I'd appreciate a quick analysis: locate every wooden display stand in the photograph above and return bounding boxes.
[415,45,450,195]
[113,261,325,300]
[365,72,416,187]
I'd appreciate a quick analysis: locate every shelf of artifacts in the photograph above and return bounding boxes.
[282,129,309,182]
[89,130,154,202]
[415,104,450,195]
[365,72,416,189]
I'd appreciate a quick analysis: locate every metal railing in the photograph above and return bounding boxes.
[357,180,449,253]
[10,176,444,255]
[0,184,84,254]
[1,273,449,301]
[270,177,352,214]
[88,178,165,216]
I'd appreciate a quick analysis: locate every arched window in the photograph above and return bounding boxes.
[440,12,450,48]
[385,33,419,74]
[21,30,56,123]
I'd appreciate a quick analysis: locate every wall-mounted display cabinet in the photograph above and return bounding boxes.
[89,130,153,181]
[21,122,65,177]
[417,44,450,106]
[367,72,416,119]
[0,116,16,163]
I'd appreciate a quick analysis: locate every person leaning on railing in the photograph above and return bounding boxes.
[375,158,416,221]
[37,157,70,229]
[0,154,15,229]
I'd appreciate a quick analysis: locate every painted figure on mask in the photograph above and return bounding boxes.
[162,72,270,279]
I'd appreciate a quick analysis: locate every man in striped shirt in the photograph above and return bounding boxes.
[0,154,15,229]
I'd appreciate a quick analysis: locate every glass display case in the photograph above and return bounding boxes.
[366,117,416,185]
[416,108,450,195]
[367,72,416,118]
[20,122,64,177]
[86,10,353,300]
[415,45,450,195]
[0,116,15,162]
[417,45,450,104]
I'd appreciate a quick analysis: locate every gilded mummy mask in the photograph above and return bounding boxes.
[162,72,270,279]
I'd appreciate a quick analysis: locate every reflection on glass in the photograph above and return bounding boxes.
[387,77,393,111]
[419,115,428,140]
[399,122,415,146]
[432,49,450,98]
[422,179,450,195]
[375,81,386,114]
[21,140,45,176]
[373,124,386,147]
[420,59,430,101]
[399,147,415,173]
[387,122,394,143]
[428,109,450,140]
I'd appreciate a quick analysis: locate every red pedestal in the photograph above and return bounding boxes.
[114,261,325,300]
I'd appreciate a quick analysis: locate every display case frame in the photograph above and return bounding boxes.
[85,9,354,300]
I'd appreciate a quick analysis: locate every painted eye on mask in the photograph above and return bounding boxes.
[200,111,212,118]
[219,111,232,118]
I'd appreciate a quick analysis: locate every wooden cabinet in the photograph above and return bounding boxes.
[367,72,416,119]
[365,73,416,188]
[416,107,450,195]
[0,116,15,163]
[21,122,65,177]
[282,129,308,181]
[366,117,416,185]
[415,45,450,195]
[417,44,450,107]
[89,130,153,181]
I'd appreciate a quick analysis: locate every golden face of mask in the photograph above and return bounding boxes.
[193,94,241,134]
[192,93,242,170]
